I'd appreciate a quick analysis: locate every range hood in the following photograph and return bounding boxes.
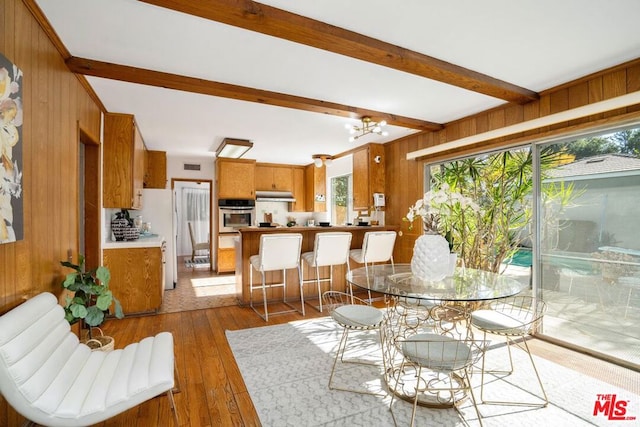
[255,190,296,202]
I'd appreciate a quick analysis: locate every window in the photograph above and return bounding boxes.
[330,174,352,226]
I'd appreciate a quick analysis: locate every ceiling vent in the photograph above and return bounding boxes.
[183,163,201,171]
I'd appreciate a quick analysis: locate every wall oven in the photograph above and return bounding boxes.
[218,199,255,233]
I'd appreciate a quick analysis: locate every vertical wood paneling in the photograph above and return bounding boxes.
[522,99,540,137]
[603,69,627,118]
[628,64,640,113]
[0,0,101,338]
[587,77,605,122]
[549,89,569,130]
[568,82,590,126]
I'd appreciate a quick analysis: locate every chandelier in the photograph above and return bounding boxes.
[345,116,388,142]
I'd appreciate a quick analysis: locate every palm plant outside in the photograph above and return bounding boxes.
[430,147,576,273]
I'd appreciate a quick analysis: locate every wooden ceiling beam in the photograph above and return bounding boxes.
[65,57,442,131]
[139,0,539,104]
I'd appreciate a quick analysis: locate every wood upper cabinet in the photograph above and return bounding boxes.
[305,164,326,212]
[103,246,163,314]
[353,143,385,211]
[144,150,167,189]
[255,164,293,192]
[216,158,256,199]
[290,167,306,212]
[103,113,145,209]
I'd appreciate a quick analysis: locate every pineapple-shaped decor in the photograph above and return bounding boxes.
[410,213,450,282]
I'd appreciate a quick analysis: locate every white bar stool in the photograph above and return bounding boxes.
[349,231,397,300]
[300,232,352,312]
[249,233,304,321]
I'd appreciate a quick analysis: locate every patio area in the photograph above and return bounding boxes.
[502,263,640,368]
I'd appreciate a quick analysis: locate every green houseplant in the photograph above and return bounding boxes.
[61,256,124,348]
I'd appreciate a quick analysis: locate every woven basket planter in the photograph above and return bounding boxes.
[82,328,115,352]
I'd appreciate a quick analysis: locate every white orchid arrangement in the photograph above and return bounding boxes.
[405,184,480,234]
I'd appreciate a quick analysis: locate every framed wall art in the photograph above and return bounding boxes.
[0,52,23,244]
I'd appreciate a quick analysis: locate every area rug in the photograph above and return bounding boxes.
[184,257,211,268]
[226,317,640,426]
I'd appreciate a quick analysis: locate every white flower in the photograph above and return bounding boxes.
[404,186,479,231]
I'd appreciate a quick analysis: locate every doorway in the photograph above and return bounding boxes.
[161,178,239,313]
[172,179,212,273]
[78,125,100,268]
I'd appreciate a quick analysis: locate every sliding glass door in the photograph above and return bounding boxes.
[538,127,640,367]
[426,124,640,368]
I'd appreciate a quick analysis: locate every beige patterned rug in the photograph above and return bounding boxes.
[159,274,238,313]
[227,317,640,426]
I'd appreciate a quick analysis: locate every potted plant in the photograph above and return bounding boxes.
[61,255,124,350]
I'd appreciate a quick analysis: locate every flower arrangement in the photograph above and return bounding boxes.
[405,184,479,233]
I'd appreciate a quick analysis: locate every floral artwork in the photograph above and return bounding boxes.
[0,53,23,244]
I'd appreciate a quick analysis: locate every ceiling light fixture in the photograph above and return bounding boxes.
[312,154,333,168]
[345,116,389,142]
[215,138,253,159]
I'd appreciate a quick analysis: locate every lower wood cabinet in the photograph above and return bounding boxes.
[217,247,236,273]
[103,247,163,314]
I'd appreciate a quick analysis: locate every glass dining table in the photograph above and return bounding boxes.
[347,264,528,305]
[346,263,529,408]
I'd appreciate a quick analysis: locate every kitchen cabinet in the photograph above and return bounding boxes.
[305,164,326,213]
[103,113,145,209]
[290,167,305,212]
[217,234,237,273]
[216,158,256,199]
[255,164,293,192]
[353,143,385,211]
[144,150,167,189]
[103,246,163,314]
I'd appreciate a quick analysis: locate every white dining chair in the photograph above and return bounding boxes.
[380,306,486,427]
[188,221,209,262]
[249,233,304,321]
[300,232,352,312]
[349,231,396,301]
[470,295,548,408]
[322,291,384,395]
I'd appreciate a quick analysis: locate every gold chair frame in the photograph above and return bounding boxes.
[322,291,384,395]
[471,295,548,408]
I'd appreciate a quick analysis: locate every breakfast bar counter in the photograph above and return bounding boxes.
[235,225,399,305]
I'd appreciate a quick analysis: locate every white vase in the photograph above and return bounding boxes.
[411,233,450,282]
[448,253,458,276]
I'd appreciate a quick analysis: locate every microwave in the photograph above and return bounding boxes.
[218,199,255,233]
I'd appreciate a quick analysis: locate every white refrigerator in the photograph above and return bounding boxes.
[138,189,177,289]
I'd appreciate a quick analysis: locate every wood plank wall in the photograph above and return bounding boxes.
[385,59,640,263]
[1,1,101,423]
[0,0,101,320]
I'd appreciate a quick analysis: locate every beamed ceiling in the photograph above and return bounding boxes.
[33,0,640,165]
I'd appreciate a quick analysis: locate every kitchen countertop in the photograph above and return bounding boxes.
[239,224,394,233]
[103,234,165,249]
